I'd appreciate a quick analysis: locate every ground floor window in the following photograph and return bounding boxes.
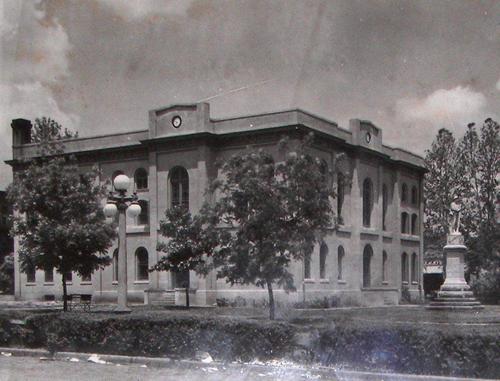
[135,247,149,281]
[402,252,409,283]
[44,268,53,283]
[173,270,189,288]
[363,245,373,287]
[337,246,345,281]
[411,253,418,283]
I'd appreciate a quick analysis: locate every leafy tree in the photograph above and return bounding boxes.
[152,206,222,307]
[0,253,14,294]
[31,117,78,143]
[209,135,337,319]
[7,118,115,311]
[424,128,462,239]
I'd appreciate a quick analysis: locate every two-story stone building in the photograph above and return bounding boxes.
[8,103,425,306]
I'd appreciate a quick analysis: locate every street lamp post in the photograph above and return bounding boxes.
[104,174,141,312]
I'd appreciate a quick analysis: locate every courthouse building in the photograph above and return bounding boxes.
[8,103,425,306]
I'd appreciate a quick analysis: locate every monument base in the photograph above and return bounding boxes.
[427,233,483,310]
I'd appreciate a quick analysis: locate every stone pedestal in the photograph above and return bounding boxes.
[427,233,483,310]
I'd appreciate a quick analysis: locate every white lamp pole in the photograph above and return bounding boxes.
[104,174,141,312]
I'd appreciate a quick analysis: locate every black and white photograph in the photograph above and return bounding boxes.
[0,0,499,380]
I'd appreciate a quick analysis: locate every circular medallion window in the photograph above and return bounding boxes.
[171,115,182,128]
[365,132,371,143]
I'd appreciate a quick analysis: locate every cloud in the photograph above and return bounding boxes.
[0,1,78,188]
[98,0,194,20]
[395,86,487,128]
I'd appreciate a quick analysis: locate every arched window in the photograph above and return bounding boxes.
[112,249,118,282]
[337,246,345,281]
[382,251,388,283]
[401,183,408,203]
[362,178,373,227]
[304,253,311,279]
[411,214,418,235]
[382,184,388,231]
[402,252,409,283]
[337,173,344,224]
[401,212,409,234]
[134,168,148,190]
[411,253,418,283]
[111,170,124,190]
[137,200,149,225]
[135,247,149,281]
[170,167,189,209]
[26,263,36,283]
[363,245,373,287]
[319,242,328,279]
[411,186,418,205]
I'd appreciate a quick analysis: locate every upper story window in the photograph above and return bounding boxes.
[401,212,409,234]
[137,200,149,225]
[401,183,408,203]
[134,168,148,190]
[411,213,418,235]
[44,268,54,283]
[362,178,373,227]
[170,166,189,209]
[411,186,418,205]
[382,184,388,231]
[337,173,345,224]
[26,263,36,283]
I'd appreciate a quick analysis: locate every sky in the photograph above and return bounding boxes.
[1,0,499,189]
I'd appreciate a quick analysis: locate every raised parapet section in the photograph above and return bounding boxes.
[148,102,213,139]
[350,119,383,152]
[11,119,32,146]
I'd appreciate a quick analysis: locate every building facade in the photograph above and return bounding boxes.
[8,103,425,306]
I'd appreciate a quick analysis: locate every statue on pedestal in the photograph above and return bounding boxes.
[449,200,461,234]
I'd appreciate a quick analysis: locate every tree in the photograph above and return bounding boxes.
[424,128,463,240]
[7,118,115,311]
[31,117,78,143]
[152,205,221,307]
[209,135,338,319]
[424,120,500,297]
[153,134,343,319]
[0,253,14,294]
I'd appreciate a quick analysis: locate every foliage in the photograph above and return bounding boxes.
[7,118,116,311]
[424,119,500,285]
[207,134,339,319]
[31,117,78,144]
[424,128,462,238]
[0,253,14,294]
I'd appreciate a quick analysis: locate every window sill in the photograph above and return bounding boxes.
[65,282,73,285]
[80,282,92,285]
[411,281,418,285]
[402,281,409,285]
[319,279,330,284]
[112,281,118,285]
[382,281,389,285]
[337,225,352,233]
[337,280,346,284]
[136,188,149,193]
[401,234,420,242]
[360,227,379,236]
[303,279,315,284]
[382,232,393,239]
[127,225,150,234]
[134,280,150,284]
[43,282,54,286]
[26,282,36,286]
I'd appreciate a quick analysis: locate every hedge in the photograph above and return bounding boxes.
[0,311,498,379]
[311,323,500,379]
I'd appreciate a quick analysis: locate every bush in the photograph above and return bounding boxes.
[0,253,14,294]
[294,297,338,309]
[313,323,500,379]
[19,313,294,361]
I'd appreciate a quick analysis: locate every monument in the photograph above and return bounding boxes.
[427,202,484,310]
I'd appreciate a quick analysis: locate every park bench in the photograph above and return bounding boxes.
[65,294,92,312]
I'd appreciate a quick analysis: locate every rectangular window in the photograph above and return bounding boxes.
[26,264,36,283]
[65,272,72,283]
[81,274,91,283]
[44,268,54,283]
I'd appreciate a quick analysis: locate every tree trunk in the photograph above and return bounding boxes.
[266,280,275,320]
[62,272,68,312]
